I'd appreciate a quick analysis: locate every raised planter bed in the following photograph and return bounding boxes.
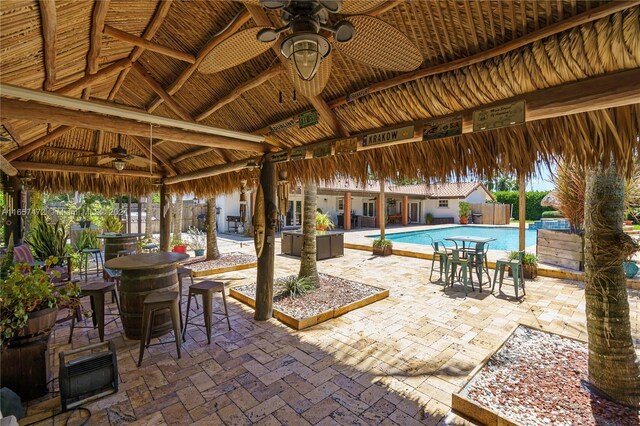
[537,229,584,271]
[452,324,639,425]
[181,252,257,277]
[230,274,389,330]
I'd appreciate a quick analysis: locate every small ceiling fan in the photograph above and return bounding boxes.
[77,135,152,170]
[199,0,422,96]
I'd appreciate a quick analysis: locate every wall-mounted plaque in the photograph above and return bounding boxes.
[269,117,296,133]
[472,100,525,132]
[335,137,358,155]
[270,151,288,163]
[313,143,332,159]
[423,115,462,141]
[298,110,319,129]
[362,125,414,147]
[290,146,307,161]
[346,87,370,103]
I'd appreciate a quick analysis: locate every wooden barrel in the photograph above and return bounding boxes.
[119,265,179,340]
[104,236,138,263]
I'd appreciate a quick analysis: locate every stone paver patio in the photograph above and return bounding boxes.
[24,237,640,425]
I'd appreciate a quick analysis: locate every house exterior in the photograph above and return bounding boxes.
[214,181,494,232]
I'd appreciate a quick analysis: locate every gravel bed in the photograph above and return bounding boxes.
[463,326,639,425]
[233,273,383,320]
[182,252,256,272]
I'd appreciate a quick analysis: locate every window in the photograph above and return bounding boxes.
[337,197,344,212]
[363,202,376,217]
[438,199,449,208]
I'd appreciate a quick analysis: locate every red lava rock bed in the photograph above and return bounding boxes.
[233,273,383,319]
[181,252,256,272]
[461,325,640,425]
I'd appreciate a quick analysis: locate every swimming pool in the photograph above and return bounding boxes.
[369,226,537,251]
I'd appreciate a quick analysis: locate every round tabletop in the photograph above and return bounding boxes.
[97,233,144,239]
[104,252,189,270]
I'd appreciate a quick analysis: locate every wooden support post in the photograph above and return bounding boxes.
[519,173,526,251]
[379,180,386,239]
[402,195,409,226]
[137,198,142,234]
[255,161,276,321]
[127,193,132,234]
[2,175,24,245]
[159,185,171,252]
[344,192,352,231]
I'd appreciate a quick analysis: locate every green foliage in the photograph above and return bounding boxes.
[492,191,554,220]
[0,258,81,345]
[282,276,315,299]
[315,211,335,230]
[458,201,471,218]
[170,236,184,246]
[187,227,206,250]
[1,234,15,280]
[73,228,98,252]
[373,238,393,249]
[541,210,563,219]
[425,212,433,224]
[483,173,519,192]
[508,251,538,266]
[101,213,122,233]
[25,214,68,262]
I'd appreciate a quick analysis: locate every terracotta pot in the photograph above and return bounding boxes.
[172,245,188,254]
[316,225,327,231]
[373,246,392,256]
[459,217,469,225]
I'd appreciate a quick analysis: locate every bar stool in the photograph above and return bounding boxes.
[177,267,199,309]
[80,248,103,281]
[68,280,120,343]
[446,249,475,297]
[183,281,231,344]
[493,250,526,298]
[142,243,158,253]
[138,291,182,367]
[117,249,136,257]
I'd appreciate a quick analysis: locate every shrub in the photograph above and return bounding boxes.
[101,213,122,233]
[541,210,563,219]
[373,238,393,249]
[493,191,554,220]
[282,276,315,299]
[26,213,68,262]
[315,211,335,230]
[425,212,433,224]
[508,251,538,266]
[459,201,471,218]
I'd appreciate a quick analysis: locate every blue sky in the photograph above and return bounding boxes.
[528,166,555,191]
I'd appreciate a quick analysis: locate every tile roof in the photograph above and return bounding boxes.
[318,181,492,199]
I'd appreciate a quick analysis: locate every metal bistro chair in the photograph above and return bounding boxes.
[79,248,104,281]
[493,250,526,298]
[447,249,474,296]
[468,242,492,292]
[429,238,451,285]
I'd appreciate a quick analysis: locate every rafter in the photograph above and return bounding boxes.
[108,0,173,101]
[171,147,214,163]
[4,126,74,161]
[2,122,23,146]
[55,58,131,96]
[0,154,19,176]
[474,0,489,50]
[104,25,195,63]
[128,135,178,176]
[147,9,252,113]
[463,1,480,51]
[84,0,111,99]
[131,62,192,121]
[432,2,453,59]
[38,0,57,91]
[43,146,96,156]
[12,161,163,178]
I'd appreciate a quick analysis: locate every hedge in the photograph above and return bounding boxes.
[492,191,554,220]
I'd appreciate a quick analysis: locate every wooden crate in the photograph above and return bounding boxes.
[537,229,584,271]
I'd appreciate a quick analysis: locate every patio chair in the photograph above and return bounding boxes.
[468,242,492,292]
[447,249,474,296]
[429,239,451,285]
[492,250,526,298]
[13,244,72,283]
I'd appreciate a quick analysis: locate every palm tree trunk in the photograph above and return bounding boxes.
[298,182,319,286]
[173,196,183,243]
[206,198,220,260]
[584,162,640,408]
[145,193,153,239]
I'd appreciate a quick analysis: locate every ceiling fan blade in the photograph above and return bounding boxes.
[340,0,387,15]
[199,27,277,74]
[97,156,114,165]
[128,156,156,168]
[76,153,107,159]
[286,51,332,97]
[337,15,422,71]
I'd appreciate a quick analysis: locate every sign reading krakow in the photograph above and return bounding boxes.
[362,125,414,147]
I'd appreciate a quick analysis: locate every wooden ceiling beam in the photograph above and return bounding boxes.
[12,161,163,178]
[55,58,131,96]
[103,25,196,64]
[131,62,192,121]
[171,147,214,163]
[95,130,104,155]
[365,0,403,17]
[164,157,259,185]
[2,122,23,146]
[463,1,480,51]
[84,0,111,99]
[433,2,453,59]
[108,0,173,101]
[38,0,57,91]
[43,146,96,156]
[4,126,74,162]
[0,154,19,176]
[147,9,252,113]
[0,98,268,153]
[326,0,639,110]
[128,135,178,176]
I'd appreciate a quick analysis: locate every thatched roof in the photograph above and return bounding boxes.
[1,1,638,196]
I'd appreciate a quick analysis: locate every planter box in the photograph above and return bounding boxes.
[1,334,51,400]
[536,229,584,271]
[373,246,392,256]
[508,264,538,279]
[281,231,344,260]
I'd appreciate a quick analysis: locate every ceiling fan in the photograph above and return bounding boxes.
[77,135,151,170]
[199,0,422,96]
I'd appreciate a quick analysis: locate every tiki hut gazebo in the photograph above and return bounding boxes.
[1,0,639,408]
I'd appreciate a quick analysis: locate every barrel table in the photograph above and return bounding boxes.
[104,252,189,340]
[97,233,143,263]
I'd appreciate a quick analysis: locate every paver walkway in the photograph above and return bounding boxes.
[24,238,640,425]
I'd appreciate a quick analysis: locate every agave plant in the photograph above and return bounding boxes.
[101,213,122,233]
[26,213,68,263]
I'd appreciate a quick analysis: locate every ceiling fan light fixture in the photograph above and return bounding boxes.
[112,160,126,171]
[281,33,331,81]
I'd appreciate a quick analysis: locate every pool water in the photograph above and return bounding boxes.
[370,226,537,251]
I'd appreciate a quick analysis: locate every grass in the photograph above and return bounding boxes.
[634,224,640,230]
[510,219,535,224]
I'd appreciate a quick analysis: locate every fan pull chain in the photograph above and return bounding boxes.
[278,90,283,104]
[149,124,153,174]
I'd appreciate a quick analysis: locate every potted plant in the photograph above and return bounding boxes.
[623,259,638,279]
[187,226,206,257]
[316,211,335,232]
[171,237,187,254]
[373,238,393,256]
[1,258,81,400]
[102,212,122,234]
[507,251,538,279]
[425,212,434,225]
[76,200,93,228]
[458,202,471,225]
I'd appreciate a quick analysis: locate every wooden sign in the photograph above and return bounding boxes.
[335,137,358,155]
[298,110,318,129]
[423,115,462,141]
[346,87,370,103]
[269,117,296,133]
[270,151,288,163]
[313,143,332,159]
[362,125,414,147]
[472,100,525,132]
[290,146,307,161]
